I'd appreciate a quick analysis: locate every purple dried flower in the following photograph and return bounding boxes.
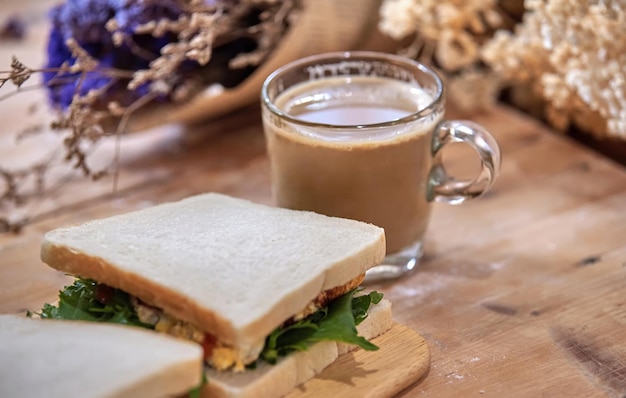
[43,27,77,108]
[114,0,183,33]
[42,0,290,111]
[43,0,185,110]
[49,0,116,44]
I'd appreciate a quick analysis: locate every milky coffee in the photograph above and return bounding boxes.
[264,75,442,254]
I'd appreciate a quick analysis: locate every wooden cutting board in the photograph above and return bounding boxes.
[288,323,430,398]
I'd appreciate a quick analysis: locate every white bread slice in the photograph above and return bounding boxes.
[41,193,386,353]
[204,298,393,398]
[0,314,203,398]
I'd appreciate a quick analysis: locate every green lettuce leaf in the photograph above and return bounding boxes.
[39,278,150,328]
[352,290,383,325]
[187,373,207,398]
[260,289,383,363]
[309,293,377,349]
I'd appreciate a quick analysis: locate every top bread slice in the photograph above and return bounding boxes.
[41,193,385,351]
[0,314,202,398]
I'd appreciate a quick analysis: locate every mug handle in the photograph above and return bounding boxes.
[428,120,502,204]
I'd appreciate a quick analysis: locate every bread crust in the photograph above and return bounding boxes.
[40,243,236,349]
[290,273,365,323]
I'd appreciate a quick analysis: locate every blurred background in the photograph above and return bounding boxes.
[0,0,624,231]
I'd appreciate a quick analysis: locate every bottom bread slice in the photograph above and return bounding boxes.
[204,298,393,398]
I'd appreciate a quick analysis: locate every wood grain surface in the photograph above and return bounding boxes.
[1,2,626,397]
[289,324,430,398]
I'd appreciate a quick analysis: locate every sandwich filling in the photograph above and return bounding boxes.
[37,275,382,372]
[131,273,367,371]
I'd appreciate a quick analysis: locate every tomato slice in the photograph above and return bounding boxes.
[201,334,217,360]
[94,284,114,304]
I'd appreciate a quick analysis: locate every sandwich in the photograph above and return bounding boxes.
[0,314,203,398]
[37,193,393,397]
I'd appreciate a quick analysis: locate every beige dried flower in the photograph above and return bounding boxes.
[481,0,626,138]
[380,0,626,139]
[65,38,98,72]
[379,0,504,72]
[378,0,508,113]
[8,56,31,87]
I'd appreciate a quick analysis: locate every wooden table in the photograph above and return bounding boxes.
[1,2,626,397]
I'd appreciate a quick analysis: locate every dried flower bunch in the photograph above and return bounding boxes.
[0,0,300,232]
[379,0,626,139]
[482,0,626,138]
[379,0,514,113]
[42,0,299,111]
[380,0,506,72]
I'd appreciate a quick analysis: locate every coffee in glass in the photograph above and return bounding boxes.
[261,52,501,281]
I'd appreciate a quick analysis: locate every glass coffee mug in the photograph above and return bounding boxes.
[261,51,501,282]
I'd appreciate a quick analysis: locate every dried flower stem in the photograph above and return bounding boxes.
[0,83,45,102]
[110,91,158,191]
